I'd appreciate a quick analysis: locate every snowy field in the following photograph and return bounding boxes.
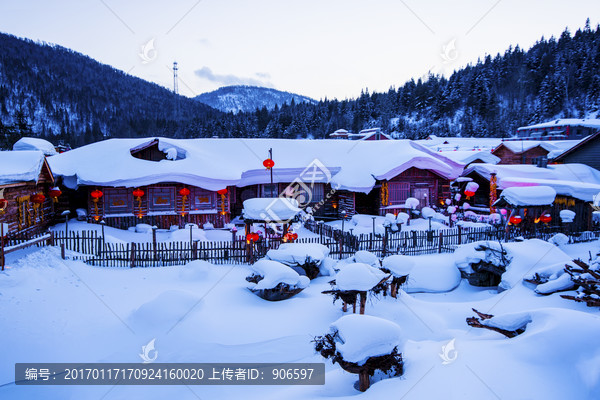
[1,238,600,399]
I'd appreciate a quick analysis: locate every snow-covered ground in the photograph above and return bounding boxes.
[1,238,599,399]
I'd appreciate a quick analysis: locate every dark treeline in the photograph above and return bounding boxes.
[1,20,599,149]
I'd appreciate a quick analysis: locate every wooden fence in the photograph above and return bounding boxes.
[0,231,55,270]
[4,223,599,268]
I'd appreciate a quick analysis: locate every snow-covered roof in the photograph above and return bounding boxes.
[438,150,500,166]
[48,138,463,193]
[13,137,57,156]
[417,136,502,152]
[0,151,47,185]
[494,140,579,158]
[242,198,301,221]
[464,163,600,202]
[495,186,556,207]
[518,118,600,131]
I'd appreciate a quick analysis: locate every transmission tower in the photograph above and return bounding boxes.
[172,61,179,95]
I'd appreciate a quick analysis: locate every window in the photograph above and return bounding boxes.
[388,182,410,204]
[104,189,132,214]
[261,184,279,198]
[191,188,216,210]
[149,187,175,212]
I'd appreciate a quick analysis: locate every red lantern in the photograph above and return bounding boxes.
[217,188,228,195]
[509,215,522,225]
[49,187,62,202]
[263,159,275,169]
[31,193,45,204]
[0,198,7,212]
[90,189,103,200]
[464,190,475,198]
[540,213,552,224]
[132,188,145,199]
[179,187,190,197]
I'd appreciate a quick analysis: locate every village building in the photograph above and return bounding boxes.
[515,118,600,140]
[328,128,392,141]
[552,131,600,170]
[47,138,464,229]
[491,140,578,165]
[461,163,600,231]
[0,150,57,235]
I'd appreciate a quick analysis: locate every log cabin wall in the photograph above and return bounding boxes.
[493,145,549,165]
[0,183,55,236]
[85,183,230,229]
[382,167,451,212]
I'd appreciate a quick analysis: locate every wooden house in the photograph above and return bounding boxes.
[0,151,56,236]
[516,118,600,140]
[461,163,600,231]
[491,141,577,165]
[47,137,463,229]
[552,131,600,171]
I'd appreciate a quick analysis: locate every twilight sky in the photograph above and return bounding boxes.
[1,0,598,100]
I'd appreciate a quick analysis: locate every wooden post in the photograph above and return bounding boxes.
[1,223,4,271]
[458,225,462,245]
[130,242,136,268]
[342,302,347,312]
[438,231,443,253]
[382,227,388,257]
[152,226,157,260]
[61,243,65,260]
[358,369,370,392]
[391,283,397,298]
[48,230,55,246]
[192,240,198,260]
[359,292,367,315]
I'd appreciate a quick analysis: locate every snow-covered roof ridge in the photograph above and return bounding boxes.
[518,118,600,130]
[48,138,463,193]
[495,186,557,207]
[495,140,580,157]
[0,150,47,185]
[13,137,57,156]
[464,163,600,201]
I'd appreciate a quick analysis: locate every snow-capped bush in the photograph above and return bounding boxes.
[447,206,457,214]
[336,263,387,291]
[405,197,420,209]
[246,260,309,301]
[381,255,415,278]
[421,207,435,219]
[203,222,215,230]
[396,212,409,224]
[135,224,153,234]
[560,210,576,223]
[548,233,569,246]
[266,243,330,279]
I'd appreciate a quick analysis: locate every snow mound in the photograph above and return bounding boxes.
[453,241,507,274]
[382,255,415,277]
[404,258,461,293]
[396,212,409,224]
[349,250,380,267]
[135,224,153,234]
[330,314,403,365]
[481,312,532,331]
[129,290,201,331]
[266,243,329,266]
[248,260,309,290]
[243,198,301,221]
[548,233,569,246]
[421,207,435,219]
[335,263,387,291]
[178,260,214,280]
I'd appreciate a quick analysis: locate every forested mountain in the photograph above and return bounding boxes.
[1,20,599,149]
[0,32,219,149]
[195,85,316,114]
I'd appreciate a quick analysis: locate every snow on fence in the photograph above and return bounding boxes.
[0,231,55,270]
[6,223,598,268]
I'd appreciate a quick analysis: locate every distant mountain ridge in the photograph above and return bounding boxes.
[194,85,317,113]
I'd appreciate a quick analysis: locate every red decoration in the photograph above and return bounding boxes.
[91,189,103,200]
[49,187,62,202]
[0,198,7,212]
[246,233,260,242]
[263,159,275,169]
[179,187,190,197]
[31,193,45,204]
[509,215,522,225]
[217,188,228,195]
[540,213,552,224]
[284,232,299,242]
[132,188,145,199]
[464,190,475,198]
